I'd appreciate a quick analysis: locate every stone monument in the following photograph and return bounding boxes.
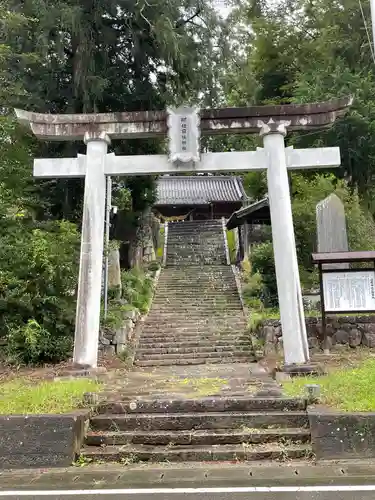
[316,193,349,269]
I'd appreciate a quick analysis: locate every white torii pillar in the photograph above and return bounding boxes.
[259,120,309,364]
[74,132,110,367]
[33,137,340,368]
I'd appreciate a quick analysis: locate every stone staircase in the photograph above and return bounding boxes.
[80,219,312,464]
[134,265,253,367]
[82,396,311,463]
[166,219,227,266]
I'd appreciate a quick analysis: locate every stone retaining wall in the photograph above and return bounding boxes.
[99,307,141,356]
[99,268,161,356]
[256,315,375,352]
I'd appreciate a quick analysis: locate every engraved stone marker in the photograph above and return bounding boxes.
[316,193,349,269]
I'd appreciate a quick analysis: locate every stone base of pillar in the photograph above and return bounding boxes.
[54,365,107,380]
[274,363,325,378]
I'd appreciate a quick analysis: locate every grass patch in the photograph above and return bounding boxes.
[283,358,375,412]
[0,378,101,414]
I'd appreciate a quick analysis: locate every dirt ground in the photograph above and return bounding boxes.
[0,354,127,384]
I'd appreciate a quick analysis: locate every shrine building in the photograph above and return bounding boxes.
[154,175,247,220]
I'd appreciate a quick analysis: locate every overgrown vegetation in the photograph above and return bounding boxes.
[283,359,375,412]
[102,267,155,332]
[0,378,100,414]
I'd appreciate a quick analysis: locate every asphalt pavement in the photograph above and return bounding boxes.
[2,462,375,500]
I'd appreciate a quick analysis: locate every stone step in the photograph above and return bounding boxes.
[142,320,246,325]
[155,283,236,287]
[136,350,251,361]
[152,301,242,307]
[159,271,235,276]
[167,232,223,237]
[139,329,247,336]
[134,356,255,366]
[142,324,246,330]
[149,303,243,309]
[96,398,306,415]
[143,321,246,327]
[147,309,243,314]
[145,312,244,318]
[137,340,252,349]
[140,325,247,331]
[138,336,248,344]
[90,411,308,432]
[136,346,252,355]
[154,291,239,295]
[81,443,311,463]
[85,427,310,447]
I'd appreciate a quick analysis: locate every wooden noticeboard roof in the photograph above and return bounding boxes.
[312,251,375,264]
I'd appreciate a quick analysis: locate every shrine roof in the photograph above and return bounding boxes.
[226,197,270,229]
[155,175,246,206]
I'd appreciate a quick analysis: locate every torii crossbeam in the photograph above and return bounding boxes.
[15,97,353,369]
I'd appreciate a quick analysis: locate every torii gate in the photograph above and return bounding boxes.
[15,97,352,369]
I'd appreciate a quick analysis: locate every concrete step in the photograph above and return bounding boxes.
[85,427,310,447]
[90,411,309,432]
[96,398,306,415]
[81,443,311,463]
[133,356,256,366]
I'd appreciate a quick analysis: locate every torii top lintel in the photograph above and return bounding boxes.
[15,96,353,142]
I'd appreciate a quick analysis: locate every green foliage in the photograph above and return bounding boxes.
[0,219,80,364]
[7,320,73,365]
[248,309,280,333]
[157,225,165,260]
[121,268,154,314]
[226,230,237,263]
[250,242,278,307]
[292,175,375,270]
[242,272,263,304]
[243,171,268,200]
[148,261,161,273]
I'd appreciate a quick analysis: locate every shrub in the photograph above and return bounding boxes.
[148,260,161,273]
[121,267,154,314]
[7,319,73,365]
[251,242,278,307]
[0,220,79,364]
[242,272,263,305]
[226,230,237,263]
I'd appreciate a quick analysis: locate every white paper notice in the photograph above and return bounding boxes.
[322,271,375,312]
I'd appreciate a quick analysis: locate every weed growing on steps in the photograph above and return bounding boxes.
[165,377,228,398]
